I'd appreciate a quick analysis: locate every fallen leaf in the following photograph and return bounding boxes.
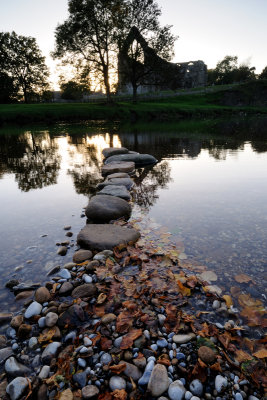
[203,285,222,296]
[234,274,253,283]
[112,389,127,400]
[97,293,107,304]
[116,311,134,333]
[200,271,218,282]
[120,329,142,350]
[38,327,57,343]
[109,363,126,374]
[235,349,253,363]
[253,349,267,359]
[222,295,233,308]
[177,280,191,297]
[238,294,263,308]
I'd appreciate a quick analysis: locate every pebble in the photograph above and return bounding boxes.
[109,376,126,391]
[215,375,228,393]
[151,344,158,351]
[189,379,203,396]
[100,353,112,365]
[157,338,168,348]
[28,337,38,350]
[73,371,87,388]
[114,336,123,348]
[45,312,58,327]
[198,346,216,365]
[172,333,196,344]
[168,380,186,400]
[185,391,193,400]
[6,377,29,400]
[248,396,259,400]
[147,364,169,397]
[59,269,71,279]
[78,358,87,368]
[83,337,92,346]
[5,357,31,377]
[41,342,61,364]
[57,246,68,256]
[83,275,93,283]
[38,365,50,379]
[35,287,51,303]
[138,360,155,386]
[119,361,142,381]
[24,301,42,319]
[81,385,100,399]
[38,317,46,328]
[235,394,243,400]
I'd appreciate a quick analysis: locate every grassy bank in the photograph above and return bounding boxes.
[1,81,267,125]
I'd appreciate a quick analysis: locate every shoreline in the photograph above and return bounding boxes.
[0,148,265,400]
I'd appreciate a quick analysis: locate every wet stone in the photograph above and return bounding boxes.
[0,347,13,362]
[109,376,126,391]
[97,185,131,201]
[17,324,32,339]
[73,249,93,264]
[102,147,129,158]
[73,371,87,388]
[59,269,71,279]
[215,375,228,393]
[45,312,58,327]
[168,380,186,400]
[97,177,134,190]
[57,246,68,256]
[58,304,85,327]
[41,342,61,364]
[5,357,31,378]
[147,364,169,397]
[198,346,217,365]
[59,281,73,295]
[35,287,51,303]
[172,333,196,344]
[101,161,135,176]
[85,195,131,223]
[104,153,157,167]
[119,361,142,381]
[24,301,42,319]
[81,385,99,399]
[71,283,97,299]
[77,224,140,251]
[10,315,24,329]
[189,380,203,396]
[6,377,29,400]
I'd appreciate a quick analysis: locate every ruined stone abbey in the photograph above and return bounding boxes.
[117,27,207,94]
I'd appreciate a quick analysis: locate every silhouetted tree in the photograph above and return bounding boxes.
[0,31,49,102]
[258,66,267,80]
[0,72,18,103]
[208,55,255,85]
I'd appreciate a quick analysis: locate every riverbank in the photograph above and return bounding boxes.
[0,147,265,400]
[1,81,267,126]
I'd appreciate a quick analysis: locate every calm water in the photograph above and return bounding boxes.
[0,120,266,312]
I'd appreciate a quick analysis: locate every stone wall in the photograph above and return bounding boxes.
[117,27,207,94]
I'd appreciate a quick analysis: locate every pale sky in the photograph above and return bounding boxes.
[1,0,266,89]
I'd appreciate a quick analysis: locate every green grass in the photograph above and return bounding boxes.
[1,81,267,125]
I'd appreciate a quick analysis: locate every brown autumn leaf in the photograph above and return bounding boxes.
[112,389,127,400]
[210,362,222,372]
[235,349,253,363]
[177,280,191,297]
[238,294,263,308]
[106,257,115,268]
[190,362,207,382]
[116,311,134,333]
[38,327,57,343]
[101,337,112,351]
[230,286,241,297]
[97,293,107,304]
[120,329,143,350]
[234,274,253,283]
[98,393,113,400]
[240,307,265,327]
[109,363,126,374]
[253,349,267,359]
[122,301,137,311]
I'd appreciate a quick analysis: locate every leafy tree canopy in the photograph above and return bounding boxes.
[208,55,256,85]
[259,66,267,80]
[0,31,50,103]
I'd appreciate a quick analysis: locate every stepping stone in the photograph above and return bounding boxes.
[102,147,129,158]
[106,172,130,179]
[97,177,134,190]
[102,161,135,176]
[77,224,140,251]
[104,153,157,167]
[97,185,131,201]
[85,195,131,223]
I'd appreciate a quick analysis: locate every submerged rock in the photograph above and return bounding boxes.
[85,195,131,223]
[77,224,140,251]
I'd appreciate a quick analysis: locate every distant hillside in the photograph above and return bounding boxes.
[210,80,267,107]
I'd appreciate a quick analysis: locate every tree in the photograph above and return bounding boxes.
[0,31,49,103]
[53,0,125,103]
[259,66,267,79]
[60,80,90,100]
[0,72,18,103]
[208,55,256,85]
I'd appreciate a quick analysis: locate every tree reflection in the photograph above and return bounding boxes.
[67,138,102,196]
[0,132,60,191]
[133,161,172,208]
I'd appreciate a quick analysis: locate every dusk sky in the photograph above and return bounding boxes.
[1,0,267,88]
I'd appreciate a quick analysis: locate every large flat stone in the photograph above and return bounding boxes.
[104,153,157,167]
[96,185,131,201]
[97,177,134,190]
[77,224,140,251]
[101,161,135,176]
[85,195,131,223]
[102,147,129,158]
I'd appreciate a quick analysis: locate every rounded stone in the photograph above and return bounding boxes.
[24,301,42,319]
[81,385,99,399]
[119,361,142,381]
[59,388,73,399]
[73,250,93,264]
[17,324,32,339]
[148,364,169,397]
[109,376,126,391]
[35,287,51,304]
[77,224,140,251]
[59,282,73,295]
[198,346,216,365]
[189,379,203,396]
[45,312,58,327]
[6,377,29,400]
[215,375,228,393]
[102,147,129,158]
[101,313,117,325]
[100,353,112,365]
[97,177,134,190]
[57,246,68,256]
[101,161,135,176]
[5,357,31,378]
[41,342,61,364]
[71,283,97,299]
[10,315,24,329]
[172,333,196,344]
[85,195,131,223]
[104,153,157,167]
[97,185,131,201]
[168,380,186,400]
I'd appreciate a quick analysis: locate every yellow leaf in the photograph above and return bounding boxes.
[252,349,267,359]
[177,280,191,296]
[223,295,233,308]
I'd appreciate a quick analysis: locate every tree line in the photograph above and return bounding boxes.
[1,0,267,103]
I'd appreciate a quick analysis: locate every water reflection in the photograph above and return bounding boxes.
[0,121,266,311]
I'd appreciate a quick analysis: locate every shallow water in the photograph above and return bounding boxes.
[0,120,266,313]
